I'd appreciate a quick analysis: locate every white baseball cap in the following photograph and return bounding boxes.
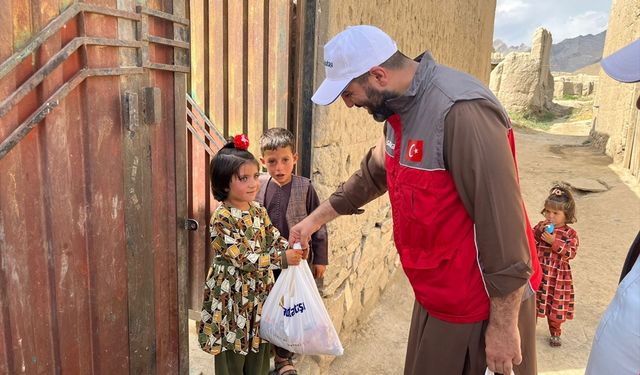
[311,25,398,105]
[601,38,640,83]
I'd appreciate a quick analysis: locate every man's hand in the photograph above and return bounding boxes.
[289,200,340,246]
[312,264,327,279]
[486,286,524,375]
[485,318,521,375]
[289,219,316,250]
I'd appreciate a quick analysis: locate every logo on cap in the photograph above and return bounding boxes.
[324,60,334,68]
[406,139,423,162]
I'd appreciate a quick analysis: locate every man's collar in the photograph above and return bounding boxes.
[385,51,436,113]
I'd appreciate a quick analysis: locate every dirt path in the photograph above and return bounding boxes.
[323,121,640,375]
[189,118,640,375]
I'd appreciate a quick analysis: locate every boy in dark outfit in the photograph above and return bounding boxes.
[256,128,328,375]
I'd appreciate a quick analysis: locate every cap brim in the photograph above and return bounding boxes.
[311,77,352,105]
[601,39,640,83]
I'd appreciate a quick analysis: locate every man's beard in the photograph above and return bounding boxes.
[363,84,399,122]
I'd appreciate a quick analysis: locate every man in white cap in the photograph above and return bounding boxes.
[585,38,640,375]
[289,25,541,375]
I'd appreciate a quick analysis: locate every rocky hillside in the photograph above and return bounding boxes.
[493,30,606,73]
[493,39,530,54]
[550,31,606,73]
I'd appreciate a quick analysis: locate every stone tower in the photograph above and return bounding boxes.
[490,27,555,115]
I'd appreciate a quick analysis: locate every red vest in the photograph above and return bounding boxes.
[385,114,541,323]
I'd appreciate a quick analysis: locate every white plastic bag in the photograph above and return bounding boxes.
[260,260,344,356]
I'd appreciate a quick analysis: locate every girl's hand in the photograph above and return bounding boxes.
[285,249,304,266]
[541,231,555,245]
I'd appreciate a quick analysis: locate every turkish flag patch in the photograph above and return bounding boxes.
[405,139,423,162]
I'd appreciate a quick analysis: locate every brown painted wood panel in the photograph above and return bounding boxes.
[267,1,291,131]
[208,0,226,136]
[187,127,208,310]
[0,2,15,372]
[147,2,182,371]
[173,1,190,369]
[117,0,156,373]
[0,0,187,372]
[227,0,245,137]
[2,1,56,373]
[37,2,93,373]
[81,4,130,373]
[246,0,265,157]
[189,0,206,107]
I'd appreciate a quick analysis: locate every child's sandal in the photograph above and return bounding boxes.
[549,335,562,347]
[271,357,297,375]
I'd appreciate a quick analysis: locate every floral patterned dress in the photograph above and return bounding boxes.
[534,221,579,321]
[198,201,289,355]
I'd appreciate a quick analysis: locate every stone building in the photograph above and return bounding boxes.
[489,28,554,115]
[553,74,598,98]
[304,0,496,370]
[591,0,640,180]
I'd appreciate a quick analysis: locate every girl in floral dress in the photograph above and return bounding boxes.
[534,184,579,347]
[197,135,304,375]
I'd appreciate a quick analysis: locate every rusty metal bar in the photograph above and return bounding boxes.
[144,62,190,73]
[0,0,190,158]
[0,67,143,160]
[79,3,141,21]
[146,35,189,49]
[186,109,221,148]
[186,94,225,141]
[137,6,190,26]
[185,122,215,156]
[0,3,141,80]
[0,37,142,118]
[0,3,80,79]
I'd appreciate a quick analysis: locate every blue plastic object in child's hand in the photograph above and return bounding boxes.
[545,223,555,234]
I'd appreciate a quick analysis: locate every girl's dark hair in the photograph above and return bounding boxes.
[541,184,577,223]
[210,140,259,201]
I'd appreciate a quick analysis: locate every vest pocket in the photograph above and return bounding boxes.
[402,245,463,315]
[410,189,440,227]
[396,170,450,229]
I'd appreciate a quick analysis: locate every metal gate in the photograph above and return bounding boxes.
[185,0,317,312]
[0,1,190,373]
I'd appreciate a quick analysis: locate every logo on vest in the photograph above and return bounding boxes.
[405,139,423,162]
[386,139,396,150]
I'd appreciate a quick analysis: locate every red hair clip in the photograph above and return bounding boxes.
[233,134,250,150]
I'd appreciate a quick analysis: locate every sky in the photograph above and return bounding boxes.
[494,0,611,46]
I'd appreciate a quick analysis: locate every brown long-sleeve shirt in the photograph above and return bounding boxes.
[329,99,532,297]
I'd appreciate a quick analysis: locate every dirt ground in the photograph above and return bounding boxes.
[189,105,640,374]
